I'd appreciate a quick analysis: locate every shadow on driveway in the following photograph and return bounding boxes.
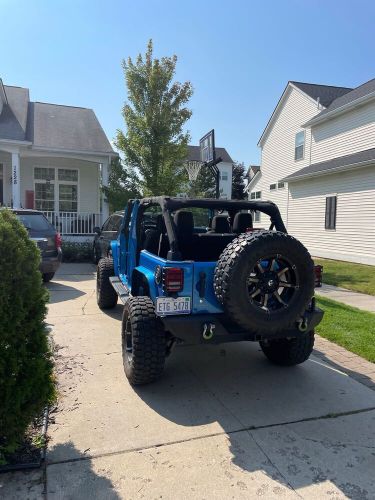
[47,441,120,499]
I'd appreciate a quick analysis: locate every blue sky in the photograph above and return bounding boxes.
[1,0,374,166]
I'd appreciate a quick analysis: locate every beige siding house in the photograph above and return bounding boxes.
[248,78,375,265]
[0,79,117,240]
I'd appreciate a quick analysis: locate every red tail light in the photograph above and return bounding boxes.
[314,265,323,287]
[55,232,62,250]
[163,267,184,293]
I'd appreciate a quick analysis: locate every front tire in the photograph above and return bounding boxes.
[122,297,166,385]
[43,272,55,282]
[96,257,117,309]
[260,331,315,366]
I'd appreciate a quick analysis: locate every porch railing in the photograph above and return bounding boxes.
[43,212,102,235]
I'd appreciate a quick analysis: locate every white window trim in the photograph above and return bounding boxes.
[294,130,305,162]
[33,166,80,213]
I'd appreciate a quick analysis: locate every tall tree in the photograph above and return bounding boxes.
[231,162,246,200]
[102,157,141,212]
[116,40,193,196]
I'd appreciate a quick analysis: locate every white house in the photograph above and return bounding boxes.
[187,145,233,199]
[0,79,117,238]
[248,78,375,265]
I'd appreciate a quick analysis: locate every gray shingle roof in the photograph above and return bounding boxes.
[0,82,115,154]
[291,81,352,108]
[187,145,233,163]
[0,86,29,141]
[28,102,114,153]
[283,148,375,182]
[304,78,375,124]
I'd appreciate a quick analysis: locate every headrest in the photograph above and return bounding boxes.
[233,212,253,233]
[211,215,230,233]
[174,211,194,236]
[156,214,166,233]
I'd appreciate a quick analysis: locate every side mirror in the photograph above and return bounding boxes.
[93,226,101,235]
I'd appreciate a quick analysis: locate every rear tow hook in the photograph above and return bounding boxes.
[297,316,309,332]
[202,323,216,340]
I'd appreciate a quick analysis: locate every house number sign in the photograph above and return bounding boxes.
[13,164,18,185]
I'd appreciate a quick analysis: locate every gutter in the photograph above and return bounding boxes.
[30,145,119,157]
[282,158,375,183]
[302,91,375,128]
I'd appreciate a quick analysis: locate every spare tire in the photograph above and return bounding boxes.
[214,231,314,334]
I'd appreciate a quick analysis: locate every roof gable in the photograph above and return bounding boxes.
[28,102,114,154]
[258,81,353,147]
[0,80,115,154]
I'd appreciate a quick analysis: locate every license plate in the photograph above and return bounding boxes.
[156,296,191,316]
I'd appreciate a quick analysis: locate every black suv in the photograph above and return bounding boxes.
[12,209,62,282]
[93,211,124,263]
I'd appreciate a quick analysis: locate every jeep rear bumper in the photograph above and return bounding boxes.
[161,308,324,345]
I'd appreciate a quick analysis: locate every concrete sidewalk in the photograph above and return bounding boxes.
[2,263,375,499]
[316,283,375,313]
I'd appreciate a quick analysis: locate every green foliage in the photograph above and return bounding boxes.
[62,241,92,262]
[102,157,141,212]
[314,258,375,296]
[316,297,375,362]
[116,40,193,196]
[0,210,54,461]
[231,162,246,200]
[184,167,216,199]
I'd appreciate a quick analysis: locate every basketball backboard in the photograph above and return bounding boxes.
[199,129,215,163]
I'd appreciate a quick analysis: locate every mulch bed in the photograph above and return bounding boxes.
[0,408,48,473]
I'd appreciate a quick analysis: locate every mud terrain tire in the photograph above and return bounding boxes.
[122,297,166,385]
[214,231,314,334]
[260,331,315,366]
[96,257,118,309]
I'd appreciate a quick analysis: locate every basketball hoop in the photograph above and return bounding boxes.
[184,160,203,182]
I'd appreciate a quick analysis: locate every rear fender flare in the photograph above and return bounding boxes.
[132,266,157,299]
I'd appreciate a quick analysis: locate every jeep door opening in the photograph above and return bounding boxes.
[96,197,323,385]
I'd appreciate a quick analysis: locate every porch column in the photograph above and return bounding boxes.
[101,158,110,221]
[11,150,21,208]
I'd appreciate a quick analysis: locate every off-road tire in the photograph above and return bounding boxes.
[122,297,166,385]
[42,272,55,282]
[214,231,314,334]
[96,257,117,309]
[260,331,315,366]
[93,244,100,264]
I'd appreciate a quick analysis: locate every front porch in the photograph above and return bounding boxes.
[0,147,111,236]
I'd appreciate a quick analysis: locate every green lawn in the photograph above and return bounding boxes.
[316,296,375,363]
[315,258,375,296]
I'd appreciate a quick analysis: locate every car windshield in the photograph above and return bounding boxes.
[16,214,51,231]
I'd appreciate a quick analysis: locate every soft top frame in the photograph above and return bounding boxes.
[139,196,287,234]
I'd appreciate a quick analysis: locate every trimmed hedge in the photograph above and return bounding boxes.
[0,210,55,462]
[61,241,92,263]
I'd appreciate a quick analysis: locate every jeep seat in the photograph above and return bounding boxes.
[210,215,230,233]
[174,211,194,260]
[232,212,253,234]
[143,214,165,255]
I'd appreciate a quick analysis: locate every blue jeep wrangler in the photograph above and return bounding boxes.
[96,197,323,385]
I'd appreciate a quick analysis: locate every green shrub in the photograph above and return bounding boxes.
[61,241,92,262]
[0,210,55,462]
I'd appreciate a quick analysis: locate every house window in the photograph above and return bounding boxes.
[34,167,78,212]
[270,183,277,191]
[325,196,337,230]
[221,171,228,181]
[254,211,261,223]
[278,181,285,189]
[250,191,261,200]
[295,131,305,160]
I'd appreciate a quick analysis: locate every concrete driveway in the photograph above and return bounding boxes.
[4,263,375,499]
